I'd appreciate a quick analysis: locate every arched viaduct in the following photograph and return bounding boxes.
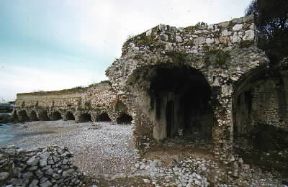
[13,81,133,124]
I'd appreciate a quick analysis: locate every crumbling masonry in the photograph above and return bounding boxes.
[13,81,132,124]
[14,16,288,166]
[106,15,288,163]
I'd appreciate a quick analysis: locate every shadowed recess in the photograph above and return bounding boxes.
[150,64,213,140]
[79,113,92,122]
[116,113,133,124]
[233,67,288,176]
[65,111,75,121]
[96,112,111,122]
[29,110,39,121]
[18,110,30,122]
[128,63,214,142]
[38,110,50,121]
[51,111,62,121]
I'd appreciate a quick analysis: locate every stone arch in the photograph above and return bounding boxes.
[127,63,214,142]
[29,110,39,121]
[65,111,75,121]
[38,110,49,121]
[17,110,29,122]
[232,65,268,139]
[79,113,92,122]
[51,111,62,121]
[116,113,133,124]
[233,65,288,174]
[96,112,111,122]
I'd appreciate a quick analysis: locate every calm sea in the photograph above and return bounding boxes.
[0,123,15,145]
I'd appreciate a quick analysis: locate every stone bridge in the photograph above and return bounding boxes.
[13,81,133,124]
[106,15,288,161]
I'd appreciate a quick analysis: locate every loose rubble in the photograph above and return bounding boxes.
[3,121,287,186]
[0,145,83,187]
[131,156,282,187]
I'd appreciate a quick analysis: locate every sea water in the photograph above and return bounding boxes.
[0,123,14,145]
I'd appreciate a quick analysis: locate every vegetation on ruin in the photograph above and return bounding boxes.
[17,80,111,96]
[114,100,128,112]
[194,22,208,29]
[246,0,288,64]
[185,21,208,32]
[205,49,231,66]
[124,32,156,47]
[165,51,188,64]
[239,40,254,48]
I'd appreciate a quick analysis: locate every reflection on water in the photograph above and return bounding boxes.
[0,123,15,144]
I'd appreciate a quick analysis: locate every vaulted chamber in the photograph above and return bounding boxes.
[128,64,214,142]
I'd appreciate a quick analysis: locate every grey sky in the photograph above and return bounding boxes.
[0,0,252,101]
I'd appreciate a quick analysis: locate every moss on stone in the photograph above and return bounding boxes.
[166,51,188,63]
[239,40,254,48]
[194,22,208,29]
[205,49,231,66]
[184,22,208,33]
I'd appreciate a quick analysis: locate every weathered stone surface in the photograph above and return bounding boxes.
[232,24,243,31]
[243,29,255,40]
[27,156,39,166]
[0,172,9,181]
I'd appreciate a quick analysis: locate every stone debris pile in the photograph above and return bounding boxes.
[133,156,282,187]
[0,145,83,187]
[133,158,214,187]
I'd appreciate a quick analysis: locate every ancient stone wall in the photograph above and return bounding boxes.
[13,81,133,124]
[106,15,270,160]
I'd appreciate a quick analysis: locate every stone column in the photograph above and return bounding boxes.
[74,111,81,123]
[212,84,234,162]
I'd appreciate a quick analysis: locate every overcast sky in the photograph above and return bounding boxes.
[0,0,252,101]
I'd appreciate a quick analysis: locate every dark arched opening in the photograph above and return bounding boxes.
[116,113,133,124]
[65,111,75,121]
[51,111,62,121]
[150,64,212,141]
[30,110,39,121]
[128,64,214,142]
[79,113,92,122]
[18,110,29,122]
[96,112,111,122]
[38,110,49,121]
[233,66,288,176]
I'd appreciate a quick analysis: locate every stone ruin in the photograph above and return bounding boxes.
[13,15,288,175]
[13,81,133,124]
